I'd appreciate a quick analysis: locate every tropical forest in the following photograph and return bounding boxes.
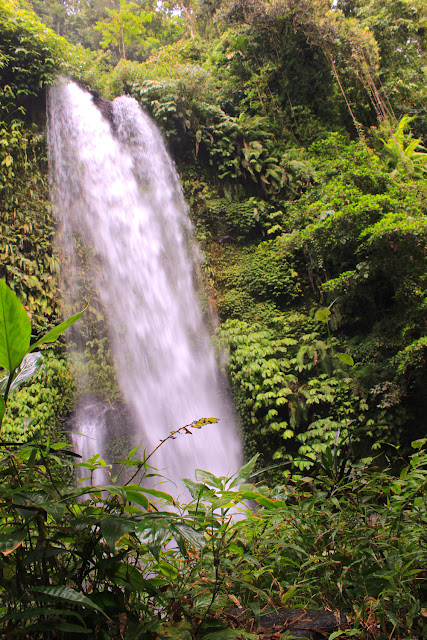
[1,0,427,638]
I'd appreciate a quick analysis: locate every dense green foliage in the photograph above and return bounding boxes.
[2,433,427,639]
[27,0,185,61]
[1,278,427,640]
[0,1,57,322]
[1,0,427,636]
[1,281,426,639]
[1,353,74,441]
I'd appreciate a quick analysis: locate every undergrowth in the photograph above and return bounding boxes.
[0,279,426,639]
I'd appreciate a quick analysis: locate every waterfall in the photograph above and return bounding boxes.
[71,397,109,486]
[47,80,242,494]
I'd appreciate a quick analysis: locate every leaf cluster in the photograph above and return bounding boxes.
[0,0,66,118]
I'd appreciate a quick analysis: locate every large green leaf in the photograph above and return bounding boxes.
[229,455,259,488]
[182,478,209,499]
[0,279,31,372]
[135,486,175,503]
[42,502,67,522]
[238,490,281,508]
[336,352,354,366]
[12,490,48,507]
[6,352,44,394]
[194,469,224,488]
[12,490,49,521]
[171,523,206,553]
[135,520,171,560]
[315,307,331,324]
[156,560,179,580]
[100,516,134,549]
[32,586,109,618]
[0,531,26,555]
[113,563,149,593]
[29,304,88,352]
[122,488,149,509]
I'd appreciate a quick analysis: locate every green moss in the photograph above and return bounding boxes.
[2,354,75,442]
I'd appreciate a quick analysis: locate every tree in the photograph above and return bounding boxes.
[338,0,427,120]
[25,0,69,35]
[94,0,154,60]
[160,0,197,37]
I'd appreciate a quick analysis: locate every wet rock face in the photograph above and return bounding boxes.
[73,80,115,129]
[89,89,115,128]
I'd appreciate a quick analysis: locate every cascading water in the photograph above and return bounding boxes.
[71,397,109,486]
[47,80,242,493]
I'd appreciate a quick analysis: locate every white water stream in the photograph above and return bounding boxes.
[47,80,242,494]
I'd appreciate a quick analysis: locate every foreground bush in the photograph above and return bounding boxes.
[1,279,426,639]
